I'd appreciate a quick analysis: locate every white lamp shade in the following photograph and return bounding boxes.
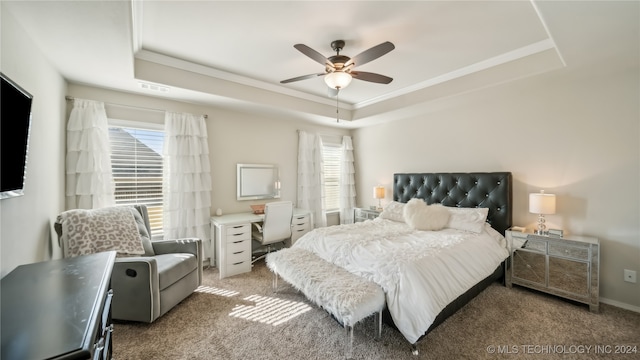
[373,186,385,199]
[529,192,556,214]
[324,71,352,89]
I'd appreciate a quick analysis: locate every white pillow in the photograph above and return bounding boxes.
[378,201,406,222]
[445,206,489,233]
[403,199,450,231]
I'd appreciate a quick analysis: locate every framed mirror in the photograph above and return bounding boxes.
[236,163,280,201]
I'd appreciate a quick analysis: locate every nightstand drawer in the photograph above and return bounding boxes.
[522,237,547,253]
[548,242,589,260]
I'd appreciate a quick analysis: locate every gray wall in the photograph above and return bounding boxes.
[0,7,67,276]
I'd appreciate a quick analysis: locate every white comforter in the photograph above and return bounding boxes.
[293,218,509,344]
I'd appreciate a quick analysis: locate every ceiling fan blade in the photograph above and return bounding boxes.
[294,44,333,67]
[351,71,393,84]
[344,41,395,68]
[280,73,324,84]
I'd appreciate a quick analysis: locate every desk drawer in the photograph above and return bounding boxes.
[226,230,250,242]
[227,238,250,253]
[226,224,251,236]
[226,260,251,277]
[292,214,309,225]
[226,239,250,265]
[292,222,310,232]
[226,249,249,265]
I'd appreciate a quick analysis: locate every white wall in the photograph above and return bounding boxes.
[353,59,639,309]
[0,6,67,276]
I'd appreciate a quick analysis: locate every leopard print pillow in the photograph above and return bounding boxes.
[59,206,145,257]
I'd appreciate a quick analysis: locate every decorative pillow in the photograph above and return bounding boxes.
[403,198,450,231]
[59,206,145,258]
[445,206,489,233]
[378,201,406,223]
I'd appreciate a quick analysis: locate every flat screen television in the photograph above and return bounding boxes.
[1,73,33,199]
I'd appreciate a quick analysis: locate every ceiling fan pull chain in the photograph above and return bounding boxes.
[336,88,340,122]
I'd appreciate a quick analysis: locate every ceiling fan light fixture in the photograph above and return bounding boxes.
[324,71,352,89]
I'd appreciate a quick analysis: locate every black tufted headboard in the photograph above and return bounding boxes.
[393,172,512,235]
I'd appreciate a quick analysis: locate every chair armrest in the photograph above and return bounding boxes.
[112,257,160,323]
[252,222,263,233]
[152,238,201,257]
[152,238,203,286]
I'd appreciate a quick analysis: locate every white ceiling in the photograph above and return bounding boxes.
[4,1,629,128]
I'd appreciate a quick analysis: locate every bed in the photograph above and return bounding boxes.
[292,172,512,350]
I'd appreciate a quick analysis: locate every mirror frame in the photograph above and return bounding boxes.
[236,163,281,201]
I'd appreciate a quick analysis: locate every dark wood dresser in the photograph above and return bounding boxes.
[1,251,116,360]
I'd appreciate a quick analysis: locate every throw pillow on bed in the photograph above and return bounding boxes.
[403,198,450,231]
[445,206,489,233]
[378,201,406,222]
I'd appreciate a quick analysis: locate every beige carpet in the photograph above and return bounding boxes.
[113,261,639,360]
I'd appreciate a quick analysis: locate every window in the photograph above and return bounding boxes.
[108,124,165,239]
[322,141,342,212]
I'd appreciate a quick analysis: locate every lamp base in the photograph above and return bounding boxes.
[535,214,547,235]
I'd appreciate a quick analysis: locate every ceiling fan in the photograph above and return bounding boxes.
[280,40,395,95]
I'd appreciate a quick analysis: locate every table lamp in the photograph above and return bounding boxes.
[373,186,385,210]
[529,190,556,235]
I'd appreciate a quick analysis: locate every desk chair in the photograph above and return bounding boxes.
[251,201,293,263]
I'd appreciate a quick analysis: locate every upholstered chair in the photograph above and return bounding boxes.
[55,205,202,323]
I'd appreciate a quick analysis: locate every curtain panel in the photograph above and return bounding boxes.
[297,131,326,228]
[65,98,115,209]
[162,112,212,241]
[339,136,356,224]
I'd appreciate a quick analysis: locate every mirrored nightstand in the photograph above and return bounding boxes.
[506,230,600,312]
[354,208,382,222]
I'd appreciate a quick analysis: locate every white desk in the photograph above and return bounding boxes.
[210,208,312,279]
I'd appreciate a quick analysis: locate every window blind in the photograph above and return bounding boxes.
[322,142,342,211]
[108,126,165,239]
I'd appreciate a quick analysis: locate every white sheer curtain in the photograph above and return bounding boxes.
[66,99,114,209]
[339,135,356,224]
[297,130,326,228]
[163,112,212,241]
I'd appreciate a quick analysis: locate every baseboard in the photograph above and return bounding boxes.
[600,297,640,313]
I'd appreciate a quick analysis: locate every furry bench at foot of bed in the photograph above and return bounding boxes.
[265,247,385,360]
